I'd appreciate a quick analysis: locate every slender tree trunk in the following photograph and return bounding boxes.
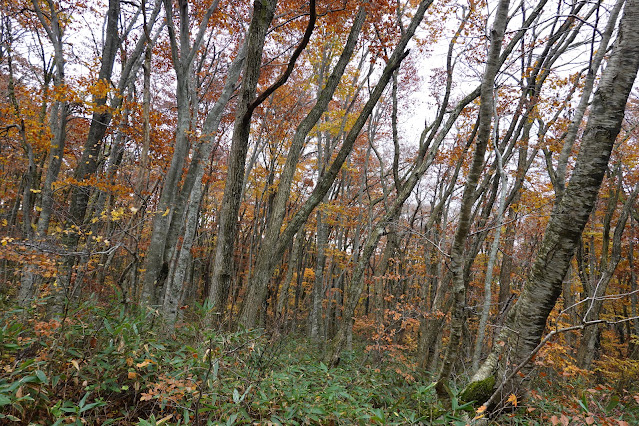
[276,231,304,324]
[138,43,152,194]
[435,0,510,403]
[310,211,328,340]
[473,133,508,371]
[162,181,205,325]
[629,226,639,359]
[32,0,69,239]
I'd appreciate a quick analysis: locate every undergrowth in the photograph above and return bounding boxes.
[1,299,638,425]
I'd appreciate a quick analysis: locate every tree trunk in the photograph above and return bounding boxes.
[310,211,328,340]
[435,0,511,403]
[473,134,508,372]
[276,231,304,324]
[142,0,219,307]
[470,0,639,409]
[208,0,279,319]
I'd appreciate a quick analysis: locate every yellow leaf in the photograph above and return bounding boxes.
[136,359,152,368]
[156,415,173,425]
[30,189,41,193]
[473,404,487,420]
[71,360,80,371]
[507,393,518,407]
[162,208,170,217]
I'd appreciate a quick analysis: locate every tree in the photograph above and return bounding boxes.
[140,0,226,313]
[469,0,639,409]
[208,0,314,323]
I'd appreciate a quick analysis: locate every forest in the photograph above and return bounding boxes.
[1,0,639,424]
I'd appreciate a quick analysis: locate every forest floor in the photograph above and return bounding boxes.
[1,299,638,425]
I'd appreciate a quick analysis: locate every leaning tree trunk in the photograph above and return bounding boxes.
[468,0,639,410]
